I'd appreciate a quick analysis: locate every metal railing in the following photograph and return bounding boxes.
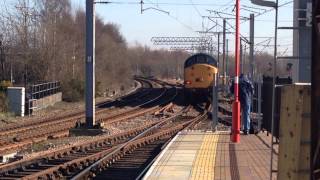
[261,76,292,138]
[29,81,61,99]
[26,81,61,115]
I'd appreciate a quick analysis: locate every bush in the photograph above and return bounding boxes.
[0,92,8,112]
[0,81,12,92]
[61,79,85,102]
[0,81,11,113]
[96,81,102,97]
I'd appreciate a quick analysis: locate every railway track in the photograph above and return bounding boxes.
[0,83,231,179]
[0,78,174,156]
[0,78,231,180]
[70,106,206,180]
[94,139,167,180]
[0,79,152,137]
[0,105,198,179]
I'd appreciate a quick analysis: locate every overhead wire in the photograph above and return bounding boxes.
[98,0,293,54]
[189,0,202,17]
[217,0,235,13]
[94,1,233,7]
[223,0,293,33]
[241,7,261,14]
[241,5,266,11]
[255,39,272,55]
[143,0,196,32]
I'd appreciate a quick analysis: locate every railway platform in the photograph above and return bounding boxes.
[143,131,277,180]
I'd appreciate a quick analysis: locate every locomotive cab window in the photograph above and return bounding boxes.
[184,53,217,68]
[196,55,207,64]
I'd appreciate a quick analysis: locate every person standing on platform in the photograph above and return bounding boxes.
[230,74,254,135]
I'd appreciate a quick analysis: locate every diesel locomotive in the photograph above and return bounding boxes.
[183,53,218,103]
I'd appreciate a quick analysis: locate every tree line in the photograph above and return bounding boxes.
[0,0,188,101]
[0,0,290,103]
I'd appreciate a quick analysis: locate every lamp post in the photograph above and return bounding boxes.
[250,0,278,179]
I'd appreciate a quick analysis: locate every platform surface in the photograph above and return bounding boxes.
[143,131,278,180]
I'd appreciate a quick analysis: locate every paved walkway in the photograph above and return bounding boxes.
[143,131,278,180]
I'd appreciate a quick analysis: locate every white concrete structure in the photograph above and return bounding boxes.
[7,87,25,116]
[0,152,17,163]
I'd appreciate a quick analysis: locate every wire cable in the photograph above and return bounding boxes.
[189,0,202,17]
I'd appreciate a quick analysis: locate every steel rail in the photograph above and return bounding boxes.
[0,78,150,136]
[0,78,169,156]
[0,103,185,179]
[0,81,179,178]
[71,114,200,180]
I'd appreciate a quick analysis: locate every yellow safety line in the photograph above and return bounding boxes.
[190,133,219,180]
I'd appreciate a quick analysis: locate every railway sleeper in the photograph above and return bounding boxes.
[101,162,108,169]
[48,155,58,160]
[79,147,86,153]
[65,166,75,176]
[63,151,70,156]
[19,166,27,172]
[61,166,72,176]
[88,171,96,178]
[35,161,44,167]
[56,154,63,159]
[81,161,88,167]
[71,163,78,172]
[44,173,56,180]
[55,171,64,178]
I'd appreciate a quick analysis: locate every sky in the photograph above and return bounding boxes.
[70,0,294,55]
[1,0,294,55]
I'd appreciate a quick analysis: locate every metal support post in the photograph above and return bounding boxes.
[270,0,279,179]
[249,0,278,176]
[222,19,227,90]
[311,1,320,178]
[85,0,96,128]
[244,44,246,73]
[212,74,218,130]
[226,39,229,92]
[232,0,241,143]
[293,0,312,82]
[258,75,262,131]
[226,39,229,76]
[240,41,243,74]
[250,14,255,80]
[217,33,220,65]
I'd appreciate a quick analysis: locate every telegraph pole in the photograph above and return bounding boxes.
[85,0,95,128]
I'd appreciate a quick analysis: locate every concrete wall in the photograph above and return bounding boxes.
[0,152,17,163]
[32,92,62,111]
[7,87,25,117]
